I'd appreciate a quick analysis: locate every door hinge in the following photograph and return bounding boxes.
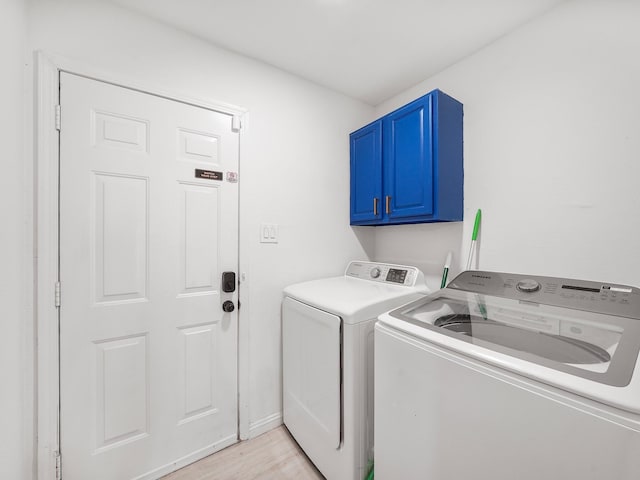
[55,451,62,480]
[55,281,61,308]
[55,105,61,131]
[232,114,242,132]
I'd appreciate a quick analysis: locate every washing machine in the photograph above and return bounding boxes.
[375,270,640,480]
[283,261,429,480]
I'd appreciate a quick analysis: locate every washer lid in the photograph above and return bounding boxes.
[284,276,427,324]
[392,290,639,386]
[382,286,640,414]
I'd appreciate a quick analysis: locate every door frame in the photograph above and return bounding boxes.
[35,51,250,480]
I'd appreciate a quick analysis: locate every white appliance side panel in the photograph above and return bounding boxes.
[283,297,341,456]
[374,324,640,480]
[340,321,375,480]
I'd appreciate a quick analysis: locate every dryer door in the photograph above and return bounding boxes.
[283,297,341,452]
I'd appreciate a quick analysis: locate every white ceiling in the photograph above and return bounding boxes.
[106,0,567,105]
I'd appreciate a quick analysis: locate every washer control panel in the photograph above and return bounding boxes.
[447,270,640,319]
[345,261,423,287]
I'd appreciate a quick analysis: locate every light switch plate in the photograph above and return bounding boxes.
[260,223,278,243]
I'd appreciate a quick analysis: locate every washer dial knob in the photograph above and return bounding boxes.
[517,279,541,293]
[370,267,381,279]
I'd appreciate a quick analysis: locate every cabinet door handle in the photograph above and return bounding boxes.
[373,197,379,216]
[386,195,391,214]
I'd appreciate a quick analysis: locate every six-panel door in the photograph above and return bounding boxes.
[59,72,239,479]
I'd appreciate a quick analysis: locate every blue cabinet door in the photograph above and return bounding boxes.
[350,121,382,223]
[383,95,434,220]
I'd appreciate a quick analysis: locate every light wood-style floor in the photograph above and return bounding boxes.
[162,426,325,480]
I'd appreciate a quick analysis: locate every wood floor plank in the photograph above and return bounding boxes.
[161,426,324,480]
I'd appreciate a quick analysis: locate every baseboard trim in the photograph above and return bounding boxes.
[248,412,283,439]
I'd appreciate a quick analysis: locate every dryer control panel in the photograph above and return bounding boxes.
[346,261,425,287]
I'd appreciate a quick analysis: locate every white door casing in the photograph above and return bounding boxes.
[59,72,239,479]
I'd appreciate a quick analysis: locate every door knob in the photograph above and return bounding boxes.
[222,300,235,313]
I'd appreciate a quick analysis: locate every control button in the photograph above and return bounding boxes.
[370,267,381,279]
[516,279,541,293]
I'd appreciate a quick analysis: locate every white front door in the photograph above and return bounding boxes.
[59,72,239,480]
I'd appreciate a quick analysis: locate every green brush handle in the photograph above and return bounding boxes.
[471,209,482,241]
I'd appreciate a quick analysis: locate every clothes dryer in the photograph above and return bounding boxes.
[283,261,428,480]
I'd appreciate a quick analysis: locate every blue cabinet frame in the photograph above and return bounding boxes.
[350,89,463,226]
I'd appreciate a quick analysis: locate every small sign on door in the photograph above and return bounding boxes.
[195,169,223,181]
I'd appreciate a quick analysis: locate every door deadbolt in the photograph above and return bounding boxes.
[222,300,235,313]
[222,271,236,293]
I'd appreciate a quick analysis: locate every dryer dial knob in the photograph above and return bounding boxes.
[517,279,541,293]
[370,267,381,279]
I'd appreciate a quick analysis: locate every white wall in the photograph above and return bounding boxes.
[374,0,640,287]
[27,0,374,445]
[0,0,29,478]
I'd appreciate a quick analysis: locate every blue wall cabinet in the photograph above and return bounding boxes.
[350,89,463,226]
